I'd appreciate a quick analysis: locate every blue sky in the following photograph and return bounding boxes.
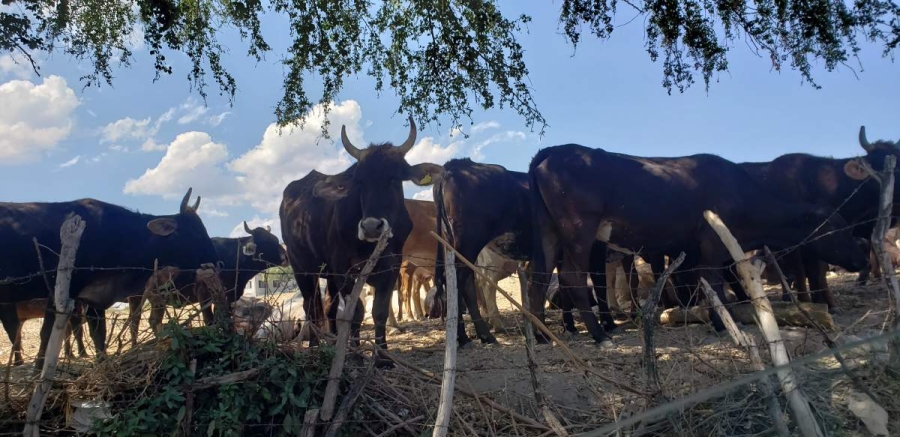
[0,1,896,240]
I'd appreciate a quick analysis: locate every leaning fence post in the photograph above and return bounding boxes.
[517,267,568,436]
[699,278,790,437]
[866,156,900,376]
[703,210,824,437]
[23,215,86,437]
[319,229,392,423]
[433,249,459,437]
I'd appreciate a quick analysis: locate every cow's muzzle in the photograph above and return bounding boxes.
[358,218,390,242]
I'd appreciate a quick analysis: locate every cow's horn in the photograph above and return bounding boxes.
[192,196,201,211]
[859,126,873,152]
[341,125,362,159]
[244,221,253,234]
[396,115,417,155]
[265,225,271,232]
[180,188,193,212]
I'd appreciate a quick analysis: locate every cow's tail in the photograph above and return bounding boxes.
[429,170,452,319]
[527,148,559,317]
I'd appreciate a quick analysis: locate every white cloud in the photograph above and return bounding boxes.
[202,208,229,218]
[0,54,34,80]
[228,100,359,213]
[0,75,80,164]
[412,189,433,201]
[59,155,81,168]
[90,152,108,163]
[471,130,527,161]
[100,117,151,143]
[177,98,209,125]
[228,216,280,240]
[471,121,500,135]
[404,137,460,165]
[124,131,238,200]
[109,144,129,152]
[209,111,230,127]
[141,138,166,151]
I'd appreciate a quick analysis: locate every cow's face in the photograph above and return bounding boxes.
[843,126,900,196]
[145,188,218,268]
[232,296,274,335]
[241,221,288,267]
[313,116,443,242]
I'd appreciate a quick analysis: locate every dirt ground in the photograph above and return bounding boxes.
[2,270,897,435]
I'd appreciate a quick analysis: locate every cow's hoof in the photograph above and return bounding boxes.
[480,334,498,344]
[535,334,551,345]
[491,325,512,335]
[828,307,840,315]
[375,357,395,369]
[605,325,624,335]
[561,330,579,342]
[13,360,24,367]
[594,339,615,349]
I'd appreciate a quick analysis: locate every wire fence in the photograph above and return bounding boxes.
[1,237,899,436]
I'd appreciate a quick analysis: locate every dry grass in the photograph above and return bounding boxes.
[2,271,900,436]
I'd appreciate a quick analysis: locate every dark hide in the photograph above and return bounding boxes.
[0,188,216,369]
[279,118,443,361]
[528,144,868,345]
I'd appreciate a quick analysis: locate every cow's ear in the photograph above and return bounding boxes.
[147,218,179,236]
[313,175,351,200]
[844,159,870,181]
[407,163,443,186]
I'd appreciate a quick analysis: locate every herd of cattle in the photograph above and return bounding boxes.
[1,119,898,371]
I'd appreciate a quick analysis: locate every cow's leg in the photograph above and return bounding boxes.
[558,254,612,347]
[456,264,497,345]
[620,255,642,319]
[70,303,87,357]
[368,270,399,365]
[295,274,322,347]
[85,306,107,361]
[807,259,837,313]
[479,269,506,334]
[127,296,141,346]
[411,276,426,321]
[397,269,410,322]
[589,244,618,333]
[0,304,23,366]
[557,281,578,335]
[34,298,57,371]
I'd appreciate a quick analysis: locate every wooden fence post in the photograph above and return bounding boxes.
[23,215,86,437]
[703,210,824,437]
[699,278,790,437]
[517,267,568,437]
[866,156,900,376]
[432,250,459,437]
[320,229,392,422]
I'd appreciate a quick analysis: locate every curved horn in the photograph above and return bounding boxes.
[265,225,272,232]
[180,188,193,213]
[192,196,201,211]
[859,126,874,152]
[396,115,417,155]
[341,125,362,160]
[244,221,253,234]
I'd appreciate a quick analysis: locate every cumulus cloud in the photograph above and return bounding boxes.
[100,117,152,143]
[472,130,527,161]
[0,75,80,164]
[124,131,238,201]
[405,136,460,166]
[99,99,229,152]
[227,100,360,213]
[124,100,530,224]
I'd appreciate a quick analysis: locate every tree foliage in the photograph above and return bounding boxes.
[1,0,896,132]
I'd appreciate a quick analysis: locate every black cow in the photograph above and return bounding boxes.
[0,189,217,369]
[130,221,287,344]
[431,158,619,347]
[739,126,900,311]
[527,144,868,346]
[280,116,443,360]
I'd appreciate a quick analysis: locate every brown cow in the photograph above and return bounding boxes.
[8,299,87,366]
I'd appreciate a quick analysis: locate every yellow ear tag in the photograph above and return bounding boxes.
[419,174,432,185]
